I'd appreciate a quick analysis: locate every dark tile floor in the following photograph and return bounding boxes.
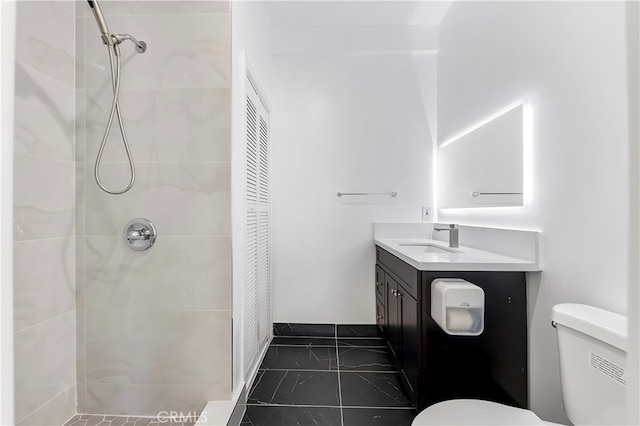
[241,324,416,426]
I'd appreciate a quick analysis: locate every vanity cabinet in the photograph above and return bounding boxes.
[376,250,421,406]
[375,246,528,411]
[386,274,419,400]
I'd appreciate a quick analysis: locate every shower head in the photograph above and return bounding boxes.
[87,0,110,42]
[86,0,147,53]
[115,34,147,53]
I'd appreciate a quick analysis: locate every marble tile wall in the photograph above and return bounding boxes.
[13,1,77,425]
[76,0,232,416]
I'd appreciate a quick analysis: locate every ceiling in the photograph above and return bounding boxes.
[263,1,454,28]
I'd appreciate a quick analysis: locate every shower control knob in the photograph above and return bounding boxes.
[124,218,156,251]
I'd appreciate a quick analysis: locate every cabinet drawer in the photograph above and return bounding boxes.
[376,247,420,300]
[375,265,385,301]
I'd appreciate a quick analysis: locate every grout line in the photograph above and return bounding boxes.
[271,336,335,339]
[79,308,232,313]
[83,254,87,413]
[246,403,342,408]
[255,368,399,374]
[269,343,387,350]
[15,60,75,90]
[339,405,416,410]
[244,403,416,410]
[270,344,336,347]
[82,17,88,407]
[14,150,76,165]
[14,309,75,335]
[272,335,383,340]
[256,368,339,373]
[335,325,344,426]
[271,336,337,339]
[82,235,233,240]
[17,383,75,424]
[92,160,232,165]
[268,345,388,349]
[14,236,76,244]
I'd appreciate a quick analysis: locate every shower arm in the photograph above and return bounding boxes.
[100,33,147,54]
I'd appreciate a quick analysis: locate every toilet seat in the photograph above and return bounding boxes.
[412,399,545,425]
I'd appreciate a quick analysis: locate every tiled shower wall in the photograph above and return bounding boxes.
[13,1,77,424]
[76,0,232,416]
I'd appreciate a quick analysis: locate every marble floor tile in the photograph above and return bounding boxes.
[337,324,381,338]
[240,323,414,425]
[337,338,386,348]
[247,370,340,406]
[342,407,415,426]
[340,372,413,408]
[241,406,341,426]
[338,347,396,371]
[271,336,336,347]
[260,346,338,371]
[273,323,336,337]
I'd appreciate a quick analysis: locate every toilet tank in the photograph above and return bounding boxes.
[551,304,627,425]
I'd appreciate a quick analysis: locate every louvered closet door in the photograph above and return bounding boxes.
[245,75,271,375]
[257,115,270,347]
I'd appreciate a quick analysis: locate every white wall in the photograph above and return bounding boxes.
[436,2,636,423]
[626,2,640,423]
[271,52,436,324]
[0,1,16,423]
[230,0,273,394]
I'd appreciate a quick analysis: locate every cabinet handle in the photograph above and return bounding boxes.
[377,315,383,320]
[376,281,383,287]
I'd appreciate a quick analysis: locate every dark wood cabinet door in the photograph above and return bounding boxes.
[376,297,386,333]
[398,287,419,403]
[386,275,401,361]
[375,265,385,301]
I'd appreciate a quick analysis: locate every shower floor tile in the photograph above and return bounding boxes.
[64,414,194,426]
[242,324,415,425]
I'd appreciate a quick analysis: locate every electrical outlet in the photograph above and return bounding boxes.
[422,206,432,221]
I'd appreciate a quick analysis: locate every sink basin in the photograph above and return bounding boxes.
[397,243,458,254]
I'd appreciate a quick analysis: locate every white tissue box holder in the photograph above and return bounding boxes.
[431,279,485,336]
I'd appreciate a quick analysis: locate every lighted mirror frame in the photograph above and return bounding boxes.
[436,102,532,210]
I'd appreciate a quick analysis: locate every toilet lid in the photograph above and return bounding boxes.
[412,399,545,425]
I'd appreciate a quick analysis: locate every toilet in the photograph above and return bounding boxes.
[412,303,628,425]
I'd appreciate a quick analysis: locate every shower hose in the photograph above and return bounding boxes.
[94,38,136,195]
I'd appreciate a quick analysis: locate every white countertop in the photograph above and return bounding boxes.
[375,238,540,272]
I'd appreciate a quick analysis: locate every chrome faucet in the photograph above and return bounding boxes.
[434,223,459,248]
